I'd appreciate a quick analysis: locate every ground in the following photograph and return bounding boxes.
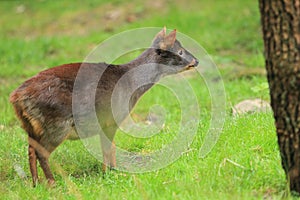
[0,0,291,199]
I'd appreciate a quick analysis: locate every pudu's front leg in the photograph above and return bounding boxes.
[100,126,117,173]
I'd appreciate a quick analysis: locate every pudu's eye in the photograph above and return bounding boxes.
[178,49,183,56]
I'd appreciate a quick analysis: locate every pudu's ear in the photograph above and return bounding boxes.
[164,29,176,47]
[152,27,176,50]
[154,26,167,39]
[152,26,167,49]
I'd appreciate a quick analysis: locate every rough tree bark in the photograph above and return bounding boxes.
[259,0,300,193]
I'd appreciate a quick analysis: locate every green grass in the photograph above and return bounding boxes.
[0,0,291,199]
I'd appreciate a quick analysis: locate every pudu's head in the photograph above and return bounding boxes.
[151,27,198,74]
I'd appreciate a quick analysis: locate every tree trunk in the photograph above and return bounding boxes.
[259,0,300,193]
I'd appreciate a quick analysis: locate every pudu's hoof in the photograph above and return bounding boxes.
[48,179,56,187]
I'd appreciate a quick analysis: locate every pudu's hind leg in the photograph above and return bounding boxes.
[28,136,55,185]
[36,152,55,185]
[36,128,71,186]
[15,105,40,186]
[28,142,38,187]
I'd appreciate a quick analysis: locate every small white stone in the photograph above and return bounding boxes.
[232,98,272,116]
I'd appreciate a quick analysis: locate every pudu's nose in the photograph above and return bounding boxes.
[194,59,199,67]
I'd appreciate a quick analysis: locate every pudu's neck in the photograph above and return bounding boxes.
[121,47,163,84]
[118,48,164,110]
